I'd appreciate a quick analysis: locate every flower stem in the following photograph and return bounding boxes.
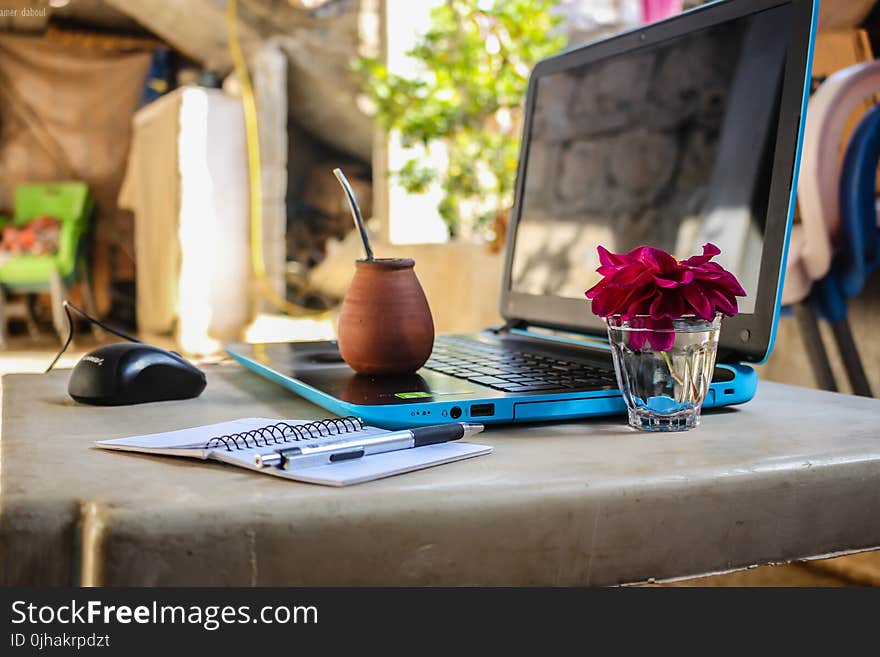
[661,351,686,387]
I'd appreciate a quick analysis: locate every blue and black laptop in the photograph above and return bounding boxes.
[228,0,818,429]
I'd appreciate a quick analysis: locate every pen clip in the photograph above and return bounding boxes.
[258,446,366,469]
[328,448,365,463]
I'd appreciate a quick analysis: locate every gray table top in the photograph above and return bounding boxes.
[1,364,879,586]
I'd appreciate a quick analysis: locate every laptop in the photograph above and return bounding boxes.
[227,0,818,429]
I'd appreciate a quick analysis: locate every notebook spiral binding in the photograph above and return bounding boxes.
[204,417,365,451]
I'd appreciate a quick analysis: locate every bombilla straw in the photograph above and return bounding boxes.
[333,167,374,261]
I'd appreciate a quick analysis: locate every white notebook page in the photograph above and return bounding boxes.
[96,418,390,457]
[95,418,492,486]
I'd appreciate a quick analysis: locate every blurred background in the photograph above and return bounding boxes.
[0,0,877,584]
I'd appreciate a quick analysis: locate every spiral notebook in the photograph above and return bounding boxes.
[95,417,492,486]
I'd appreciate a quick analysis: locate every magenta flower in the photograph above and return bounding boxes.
[585,243,746,350]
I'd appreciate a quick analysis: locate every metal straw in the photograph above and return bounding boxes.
[333,167,374,261]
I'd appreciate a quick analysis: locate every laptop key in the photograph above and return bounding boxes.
[496,383,529,391]
[468,375,509,387]
[501,384,561,392]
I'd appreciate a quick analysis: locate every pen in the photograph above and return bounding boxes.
[254,422,484,468]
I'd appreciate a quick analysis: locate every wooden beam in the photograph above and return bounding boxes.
[102,0,261,70]
[105,0,372,160]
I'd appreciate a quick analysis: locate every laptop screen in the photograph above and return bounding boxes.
[509,3,794,317]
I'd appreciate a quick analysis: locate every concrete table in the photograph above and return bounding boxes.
[1,365,879,586]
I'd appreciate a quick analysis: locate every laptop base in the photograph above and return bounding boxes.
[226,333,756,429]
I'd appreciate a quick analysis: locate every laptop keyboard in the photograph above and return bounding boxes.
[424,335,617,393]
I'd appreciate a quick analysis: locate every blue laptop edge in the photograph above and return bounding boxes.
[764,0,819,364]
[227,349,759,430]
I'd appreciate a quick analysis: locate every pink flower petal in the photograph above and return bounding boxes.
[629,330,648,350]
[647,330,675,352]
[681,243,721,266]
[597,245,628,267]
[611,265,654,287]
[649,290,685,318]
[654,270,694,288]
[631,246,678,273]
[682,284,714,320]
[622,288,655,318]
[704,285,739,316]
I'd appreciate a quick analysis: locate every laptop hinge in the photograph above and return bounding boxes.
[492,318,528,334]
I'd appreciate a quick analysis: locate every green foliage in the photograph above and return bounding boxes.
[354,0,564,239]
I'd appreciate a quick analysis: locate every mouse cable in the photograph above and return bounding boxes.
[45,300,141,373]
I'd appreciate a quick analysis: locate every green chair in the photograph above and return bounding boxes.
[0,182,98,344]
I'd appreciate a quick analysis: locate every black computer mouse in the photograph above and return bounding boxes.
[68,342,207,406]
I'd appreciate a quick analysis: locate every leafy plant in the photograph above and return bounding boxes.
[354,0,564,240]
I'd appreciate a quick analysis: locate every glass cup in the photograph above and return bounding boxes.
[605,314,721,431]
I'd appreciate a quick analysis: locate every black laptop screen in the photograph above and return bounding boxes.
[510,4,793,315]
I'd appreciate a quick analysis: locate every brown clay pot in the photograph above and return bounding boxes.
[337,258,435,375]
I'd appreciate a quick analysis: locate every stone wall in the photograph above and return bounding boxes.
[524,22,741,250]
[511,19,755,301]
[510,6,794,313]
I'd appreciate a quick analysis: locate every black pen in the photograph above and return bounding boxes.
[254,422,484,468]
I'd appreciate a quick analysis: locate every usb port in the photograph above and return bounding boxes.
[470,403,495,418]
